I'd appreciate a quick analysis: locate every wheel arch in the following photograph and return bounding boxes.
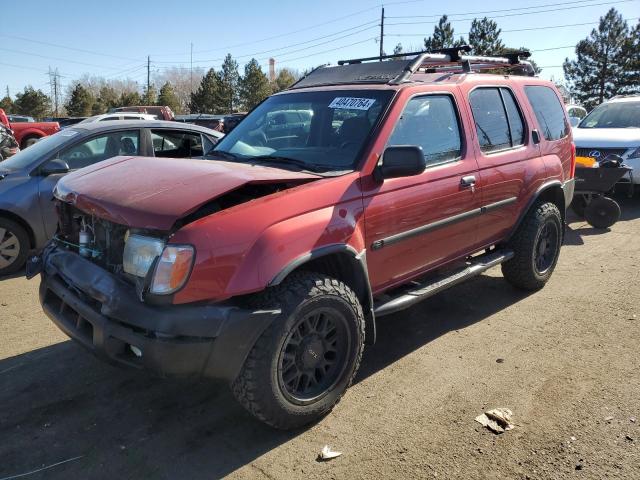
[0,209,35,249]
[20,132,44,149]
[507,181,565,241]
[269,244,376,345]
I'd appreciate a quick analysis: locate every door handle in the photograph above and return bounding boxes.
[460,175,476,187]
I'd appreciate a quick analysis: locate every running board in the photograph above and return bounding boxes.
[373,249,514,317]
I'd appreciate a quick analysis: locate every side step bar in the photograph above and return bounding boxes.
[373,249,514,317]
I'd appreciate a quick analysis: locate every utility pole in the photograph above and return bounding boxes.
[190,42,193,98]
[379,7,385,60]
[147,55,151,101]
[53,69,59,116]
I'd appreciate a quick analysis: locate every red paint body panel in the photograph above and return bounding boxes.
[0,108,60,146]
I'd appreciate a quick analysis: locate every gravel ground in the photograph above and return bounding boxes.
[1,193,638,480]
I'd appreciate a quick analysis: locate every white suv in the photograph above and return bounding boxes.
[79,113,158,123]
[572,95,640,186]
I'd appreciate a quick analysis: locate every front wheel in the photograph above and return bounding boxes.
[502,202,563,291]
[232,272,365,429]
[0,218,29,276]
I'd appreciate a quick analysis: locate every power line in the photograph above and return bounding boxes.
[385,0,638,25]
[0,47,139,72]
[276,37,378,65]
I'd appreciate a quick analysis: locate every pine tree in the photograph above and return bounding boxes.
[239,59,272,111]
[157,82,181,113]
[468,18,504,55]
[142,84,157,105]
[118,90,142,107]
[563,8,632,110]
[424,15,466,51]
[14,86,51,119]
[620,19,640,94]
[0,95,13,113]
[220,54,240,113]
[272,69,297,93]
[189,68,225,113]
[91,85,119,114]
[65,83,94,116]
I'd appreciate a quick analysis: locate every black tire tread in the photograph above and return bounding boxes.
[231,271,365,429]
[501,201,562,291]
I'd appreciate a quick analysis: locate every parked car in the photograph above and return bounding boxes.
[108,105,175,121]
[223,113,247,133]
[0,124,20,160]
[79,113,158,123]
[0,108,60,149]
[34,48,575,429]
[175,114,226,132]
[572,94,639,188]
[0,121,222,275]
[44,117,88,128]
[566,104,588,127]
[7,114,34,123]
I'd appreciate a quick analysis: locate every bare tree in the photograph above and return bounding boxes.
[153,67,205,114]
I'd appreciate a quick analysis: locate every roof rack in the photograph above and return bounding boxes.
[289,46,534,90]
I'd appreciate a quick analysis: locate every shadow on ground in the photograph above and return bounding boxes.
[1,273,529,480]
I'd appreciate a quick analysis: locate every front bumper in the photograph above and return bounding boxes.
[38,245,280,381]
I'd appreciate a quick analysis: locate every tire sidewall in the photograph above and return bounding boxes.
[0,218,29,275]
[530,208,563,282]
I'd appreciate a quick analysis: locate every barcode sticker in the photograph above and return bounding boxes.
[329,97,376,110]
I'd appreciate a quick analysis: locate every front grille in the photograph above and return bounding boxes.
[576,147,628,158]
[43,287,94,346]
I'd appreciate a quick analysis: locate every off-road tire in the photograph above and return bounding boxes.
[231,271,365,429]
[584,196,620,229]
[501,202,563,291]
[0,218,29,276]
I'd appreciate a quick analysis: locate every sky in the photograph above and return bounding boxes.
[1,0,638,99]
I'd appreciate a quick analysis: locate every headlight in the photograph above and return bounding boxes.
[150,245,195,295]
[628,147,640,159]
[123,234,164,277]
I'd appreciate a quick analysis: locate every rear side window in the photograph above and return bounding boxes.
[151,129,204,158]
[524,86,569,141]
[469,87,525,153]
[387,94,462,166]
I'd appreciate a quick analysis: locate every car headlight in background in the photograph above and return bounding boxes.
[150,245,195,294]
[123,233,195,295]
[628,147,640,159]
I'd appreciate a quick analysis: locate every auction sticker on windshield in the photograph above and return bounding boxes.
[329,97,376,110]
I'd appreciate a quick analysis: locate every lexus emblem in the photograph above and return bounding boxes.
[589,150,601,158]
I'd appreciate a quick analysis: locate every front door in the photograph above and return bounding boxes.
[363,93,481,293]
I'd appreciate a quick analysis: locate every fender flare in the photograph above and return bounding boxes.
[507,180,566,241]
[269,244,377,345]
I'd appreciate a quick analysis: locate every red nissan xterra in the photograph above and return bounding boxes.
[0,108,60,149]
[33,47,576,429]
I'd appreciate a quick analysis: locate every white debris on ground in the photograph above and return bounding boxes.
[318,445,343,461]
[475,408,515,434]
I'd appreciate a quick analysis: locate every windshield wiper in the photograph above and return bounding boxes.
[250,155,313,170]
[208,150,239,160]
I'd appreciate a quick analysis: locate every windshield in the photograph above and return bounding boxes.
[579,101,640,129]
[0,130,78,171]
[212,89,395,172]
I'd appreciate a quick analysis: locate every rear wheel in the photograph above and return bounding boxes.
[502,202,563,290]
[232,272,365,429]
[0,218,29,276]
[584,196,620,229]
[22,136,40,149]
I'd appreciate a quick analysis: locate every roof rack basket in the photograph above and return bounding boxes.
[289,45,534,89]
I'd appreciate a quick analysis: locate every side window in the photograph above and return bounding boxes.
[500,88,525,147]
[524,86,569,141]
[151,130,204,158]
[387,94,462,166]
[469,88,511,153]
[58,130,140,170]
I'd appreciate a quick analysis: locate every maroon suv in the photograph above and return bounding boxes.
[35,47,576,428]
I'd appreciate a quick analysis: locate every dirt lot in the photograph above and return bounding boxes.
[1,193,639,480]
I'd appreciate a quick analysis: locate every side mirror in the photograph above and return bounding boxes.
[569,116,580,127]
[40,158,70,176]
[378,146,426,180]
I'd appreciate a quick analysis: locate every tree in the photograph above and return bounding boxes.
[65,83,94,116]
[563,8,634,110]
[424,15,466,51]
[13,86,51,119]
[620,19,640,94]
[189,68,226,113]
[239,59,272,111]
[142,84,157,105]
[500,46,541,76]
[157,82,181,113]
[92,85,119,114]
[468,17,504,55]
[219,54,240,113]
[272,68,297,93]
[153,66,205,114]
[119,90,142,107]
[0,95,13,113]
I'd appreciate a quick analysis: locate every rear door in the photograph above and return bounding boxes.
[364,92,481,292]
[466,86,541,246]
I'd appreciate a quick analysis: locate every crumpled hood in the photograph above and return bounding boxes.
[572,127,640,148]
[55,156,322,230]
